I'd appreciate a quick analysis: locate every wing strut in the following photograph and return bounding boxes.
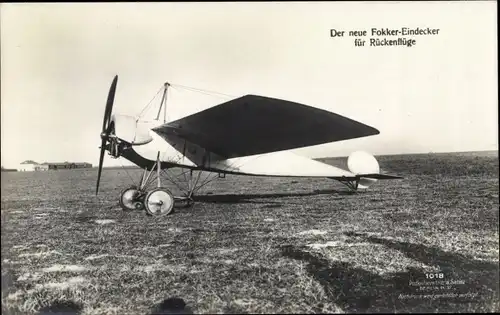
[156,82,170,123]
[156,151,161,188]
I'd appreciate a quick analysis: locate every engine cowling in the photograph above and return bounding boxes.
[110,114,153,145]
[347,151,380,189]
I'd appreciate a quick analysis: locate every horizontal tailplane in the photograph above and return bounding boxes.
[355,173,403,180]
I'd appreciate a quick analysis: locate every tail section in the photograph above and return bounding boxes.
[333,151,403,190]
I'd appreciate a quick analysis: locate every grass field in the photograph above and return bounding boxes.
[1,151,499,314]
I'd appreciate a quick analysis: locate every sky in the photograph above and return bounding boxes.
[1,1,497,168]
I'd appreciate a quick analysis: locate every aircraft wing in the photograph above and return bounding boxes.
[152,95,380,159]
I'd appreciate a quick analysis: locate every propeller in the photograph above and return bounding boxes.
[96,75,118,195]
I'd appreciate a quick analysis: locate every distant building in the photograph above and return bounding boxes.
[42,162,93,170]
[16,160,92,171]
[35,164,49,171]
[17,160,39,172]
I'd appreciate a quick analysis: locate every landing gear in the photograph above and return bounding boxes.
[116,153,175,216]
[114,152,219,216]
[119,184,174,215]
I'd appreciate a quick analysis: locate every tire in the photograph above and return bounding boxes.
[119,186,141,211]
[144,187,175,216]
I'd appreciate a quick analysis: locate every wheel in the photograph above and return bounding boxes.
[144,187,175,216]
[119,186,141,211]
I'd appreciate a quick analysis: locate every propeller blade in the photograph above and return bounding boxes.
[102,75,118,133]
[97,75,118,196]
[96,138,107,195]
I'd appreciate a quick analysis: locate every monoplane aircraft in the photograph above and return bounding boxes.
[96,75,402,216]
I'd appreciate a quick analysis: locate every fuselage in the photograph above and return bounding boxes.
[114,117,356,179]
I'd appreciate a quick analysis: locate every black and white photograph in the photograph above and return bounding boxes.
[1,1,498,314]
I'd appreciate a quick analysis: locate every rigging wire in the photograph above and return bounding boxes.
[170,83,237,99]
[120,160,139,187]
[192,172,219,194]
[137,82,236,120]
[175,86,230,101]
[161,169,190,193]
[137,85,164,119]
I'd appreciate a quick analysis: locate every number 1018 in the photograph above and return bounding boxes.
[425,273,444,279]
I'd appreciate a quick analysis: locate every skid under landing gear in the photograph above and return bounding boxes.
[118,152,218,216]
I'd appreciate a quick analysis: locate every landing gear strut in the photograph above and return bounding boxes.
[116,152,218,216]
[117,152,175,216]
